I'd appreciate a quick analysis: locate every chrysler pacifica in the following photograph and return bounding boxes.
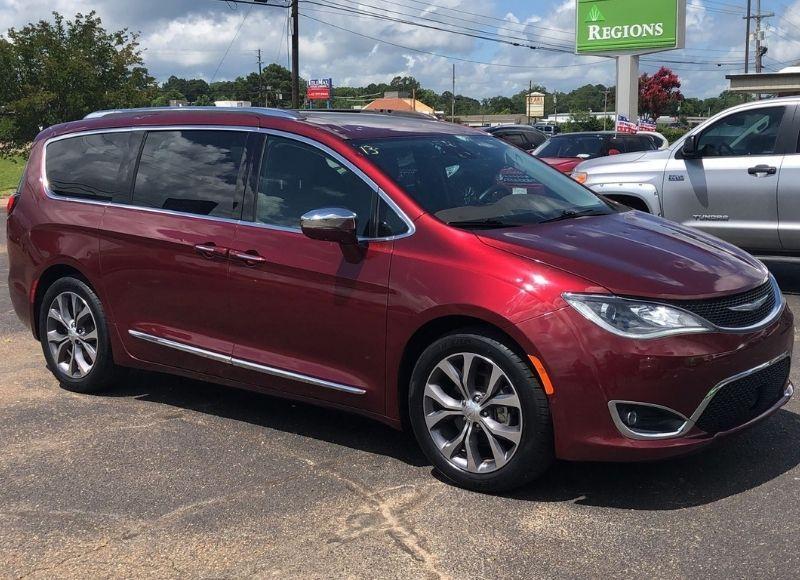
[6,107,794,491]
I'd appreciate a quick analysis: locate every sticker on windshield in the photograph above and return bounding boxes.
[512,187,527,195]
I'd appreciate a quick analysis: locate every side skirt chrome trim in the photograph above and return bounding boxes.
[128,330,232,365]
[127,329,366,395]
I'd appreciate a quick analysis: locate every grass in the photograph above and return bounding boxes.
[0,155,26,197]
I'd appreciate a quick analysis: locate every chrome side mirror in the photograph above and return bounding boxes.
[300,208,358,245]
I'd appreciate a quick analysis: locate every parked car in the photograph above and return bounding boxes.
[534,123,561,136]
[484,125,548,152]
[532,131,658,174]
[6,107,793,492]
[638,130,670,150]
[572,98,800,257]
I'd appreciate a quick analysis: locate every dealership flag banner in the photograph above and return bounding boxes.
[638,118,657,131]
[616,115,638,134]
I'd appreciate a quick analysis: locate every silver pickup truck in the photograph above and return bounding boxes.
[572,97,800,258]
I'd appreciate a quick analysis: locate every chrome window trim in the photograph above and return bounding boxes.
[128,329,366,395]
[608,352,792,440]
[41,125,416,243]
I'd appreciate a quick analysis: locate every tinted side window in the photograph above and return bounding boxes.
[697,107,785,157]
[46,132,139,202]
[256,136,376,236]
[376,197,409,237]
[132,130,246,219]
[501,133,528,147]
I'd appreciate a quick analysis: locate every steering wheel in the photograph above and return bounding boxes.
[717,143,735,157]
[477,183,510,203]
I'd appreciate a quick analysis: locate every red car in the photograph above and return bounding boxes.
[533,131,658,173]
[6,108,794,492]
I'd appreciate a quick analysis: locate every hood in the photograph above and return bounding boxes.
[478,211,768,300]
[540,157,583,173]
[576,148,669,172]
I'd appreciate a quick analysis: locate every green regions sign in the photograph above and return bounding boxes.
[576,0,684,55]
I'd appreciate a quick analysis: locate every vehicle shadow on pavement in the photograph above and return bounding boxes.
[511,409,800,509]
[108,369,800,510]
[107,369,430,467]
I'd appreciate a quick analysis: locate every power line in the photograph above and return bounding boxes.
[301,1,574,52]
[301,14,611,70]
[210,4,253,83]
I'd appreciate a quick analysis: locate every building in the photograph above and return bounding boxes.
[726,66,800,95]
[214,100,252,108]
[363,92,435,116]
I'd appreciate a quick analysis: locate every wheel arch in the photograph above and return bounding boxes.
[603,194,651,213]
[394,313,537,431]
[32,263,97,341]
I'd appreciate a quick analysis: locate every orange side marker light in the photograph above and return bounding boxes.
[528,355,555,395]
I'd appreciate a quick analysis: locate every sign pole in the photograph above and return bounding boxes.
[616,54,639,127]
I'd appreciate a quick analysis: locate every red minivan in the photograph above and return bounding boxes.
[6,108,794,492]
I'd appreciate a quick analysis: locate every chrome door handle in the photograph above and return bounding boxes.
[230,250,267,266]
[194,243,228,259]
[748,165,777,176]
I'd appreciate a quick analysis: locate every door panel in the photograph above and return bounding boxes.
[226,226,392,412]
[100,208,238,376]
[224,133,394,413]
[661,106,787,251]
[777,155,800,251]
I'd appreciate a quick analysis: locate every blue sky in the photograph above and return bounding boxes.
[2,1,800,99]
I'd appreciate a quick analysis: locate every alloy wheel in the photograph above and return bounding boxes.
[46,291,98,379]
[423,352,523,474]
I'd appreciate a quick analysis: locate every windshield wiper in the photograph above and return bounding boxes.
[447,218,522,230]
[539,209,609,224]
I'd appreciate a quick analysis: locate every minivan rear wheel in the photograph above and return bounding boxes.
[39,277,123,393]
[409,331,553,492]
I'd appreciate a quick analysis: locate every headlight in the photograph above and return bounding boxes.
[571,172,588,184]
[563,293,712,339]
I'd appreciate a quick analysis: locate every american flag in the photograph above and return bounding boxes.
[638,118,657,132]
[616,115,638,134]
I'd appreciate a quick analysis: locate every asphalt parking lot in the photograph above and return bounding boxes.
[2,217,799,579]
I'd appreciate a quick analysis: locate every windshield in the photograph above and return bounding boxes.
[352,134,612,228]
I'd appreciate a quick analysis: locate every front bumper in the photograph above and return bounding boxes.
[516,302,795,462]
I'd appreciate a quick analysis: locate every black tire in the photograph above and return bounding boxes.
[409,331,553,493]
[38,277,123,393]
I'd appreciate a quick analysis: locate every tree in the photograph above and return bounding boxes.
[0,11,156,151]
[639,67,683,121]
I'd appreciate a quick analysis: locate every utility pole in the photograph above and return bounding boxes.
[291,0,300,108]
[527,80,532,126]
[451,64,455,123]
[256,48,265,107]
[603,87,611,130]
[743,0,773,74]
[744,0,752,73]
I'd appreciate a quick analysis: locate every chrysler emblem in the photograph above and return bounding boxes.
[728,295,770,312]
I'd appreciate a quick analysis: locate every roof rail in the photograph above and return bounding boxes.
[84,106,304,120]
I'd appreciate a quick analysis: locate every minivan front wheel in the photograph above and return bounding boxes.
[39,277,122,393]
[409,332,553,492]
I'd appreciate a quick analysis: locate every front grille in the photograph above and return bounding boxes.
[695,357,790,435]
[663,280,776,329]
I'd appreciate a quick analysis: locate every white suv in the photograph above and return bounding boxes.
[572,97,799,256]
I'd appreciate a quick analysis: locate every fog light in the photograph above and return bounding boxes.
[615,403,686,435]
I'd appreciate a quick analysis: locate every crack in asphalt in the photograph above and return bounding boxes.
[300,459,450,580]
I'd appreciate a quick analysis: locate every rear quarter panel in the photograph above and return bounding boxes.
[6,140,105,336]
